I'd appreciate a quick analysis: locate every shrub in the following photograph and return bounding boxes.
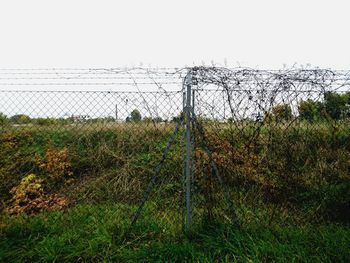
[37,147,73,180]
[271,104,293,122]
[6,174,68,215]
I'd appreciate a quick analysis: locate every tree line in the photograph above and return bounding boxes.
[1,92,350,126]
[266,91,350,122]
[0,109,167,126]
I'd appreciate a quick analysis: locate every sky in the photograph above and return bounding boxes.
[0,0,349,69]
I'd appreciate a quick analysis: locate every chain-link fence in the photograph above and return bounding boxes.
[1,67,350,249]
[189,67,350,230]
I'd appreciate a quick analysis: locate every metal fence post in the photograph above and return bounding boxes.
[185,71,192,231]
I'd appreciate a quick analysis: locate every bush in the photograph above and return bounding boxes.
[6,174,68,215]
[271,104,293,122]
[0,112,9,126]
[36,147,73,181]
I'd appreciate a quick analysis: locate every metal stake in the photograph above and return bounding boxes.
[185,72,192,231]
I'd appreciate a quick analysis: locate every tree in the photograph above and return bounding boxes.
[10,114,31,124]
[298,92,350,122]
[298,99,324,122]
[126,109,141,122]
[271,104,293,122]
[0,112,8,125]
[324,92,349,120]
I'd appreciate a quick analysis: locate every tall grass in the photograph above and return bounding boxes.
[0,122,349,261]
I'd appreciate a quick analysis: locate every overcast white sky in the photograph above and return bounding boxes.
[0,0,349,69]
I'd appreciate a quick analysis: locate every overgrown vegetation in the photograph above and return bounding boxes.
[0,118,349,261]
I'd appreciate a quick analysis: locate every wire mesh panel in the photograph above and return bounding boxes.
[0,68,189,236]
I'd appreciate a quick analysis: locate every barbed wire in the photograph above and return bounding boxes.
[0,67,348,87]
[0,82,181,86]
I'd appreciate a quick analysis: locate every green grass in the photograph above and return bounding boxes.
[1,204,349,262]
[1,122,350,262]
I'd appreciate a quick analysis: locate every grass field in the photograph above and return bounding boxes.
[0,122,349,262]
[1,204,349,262]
